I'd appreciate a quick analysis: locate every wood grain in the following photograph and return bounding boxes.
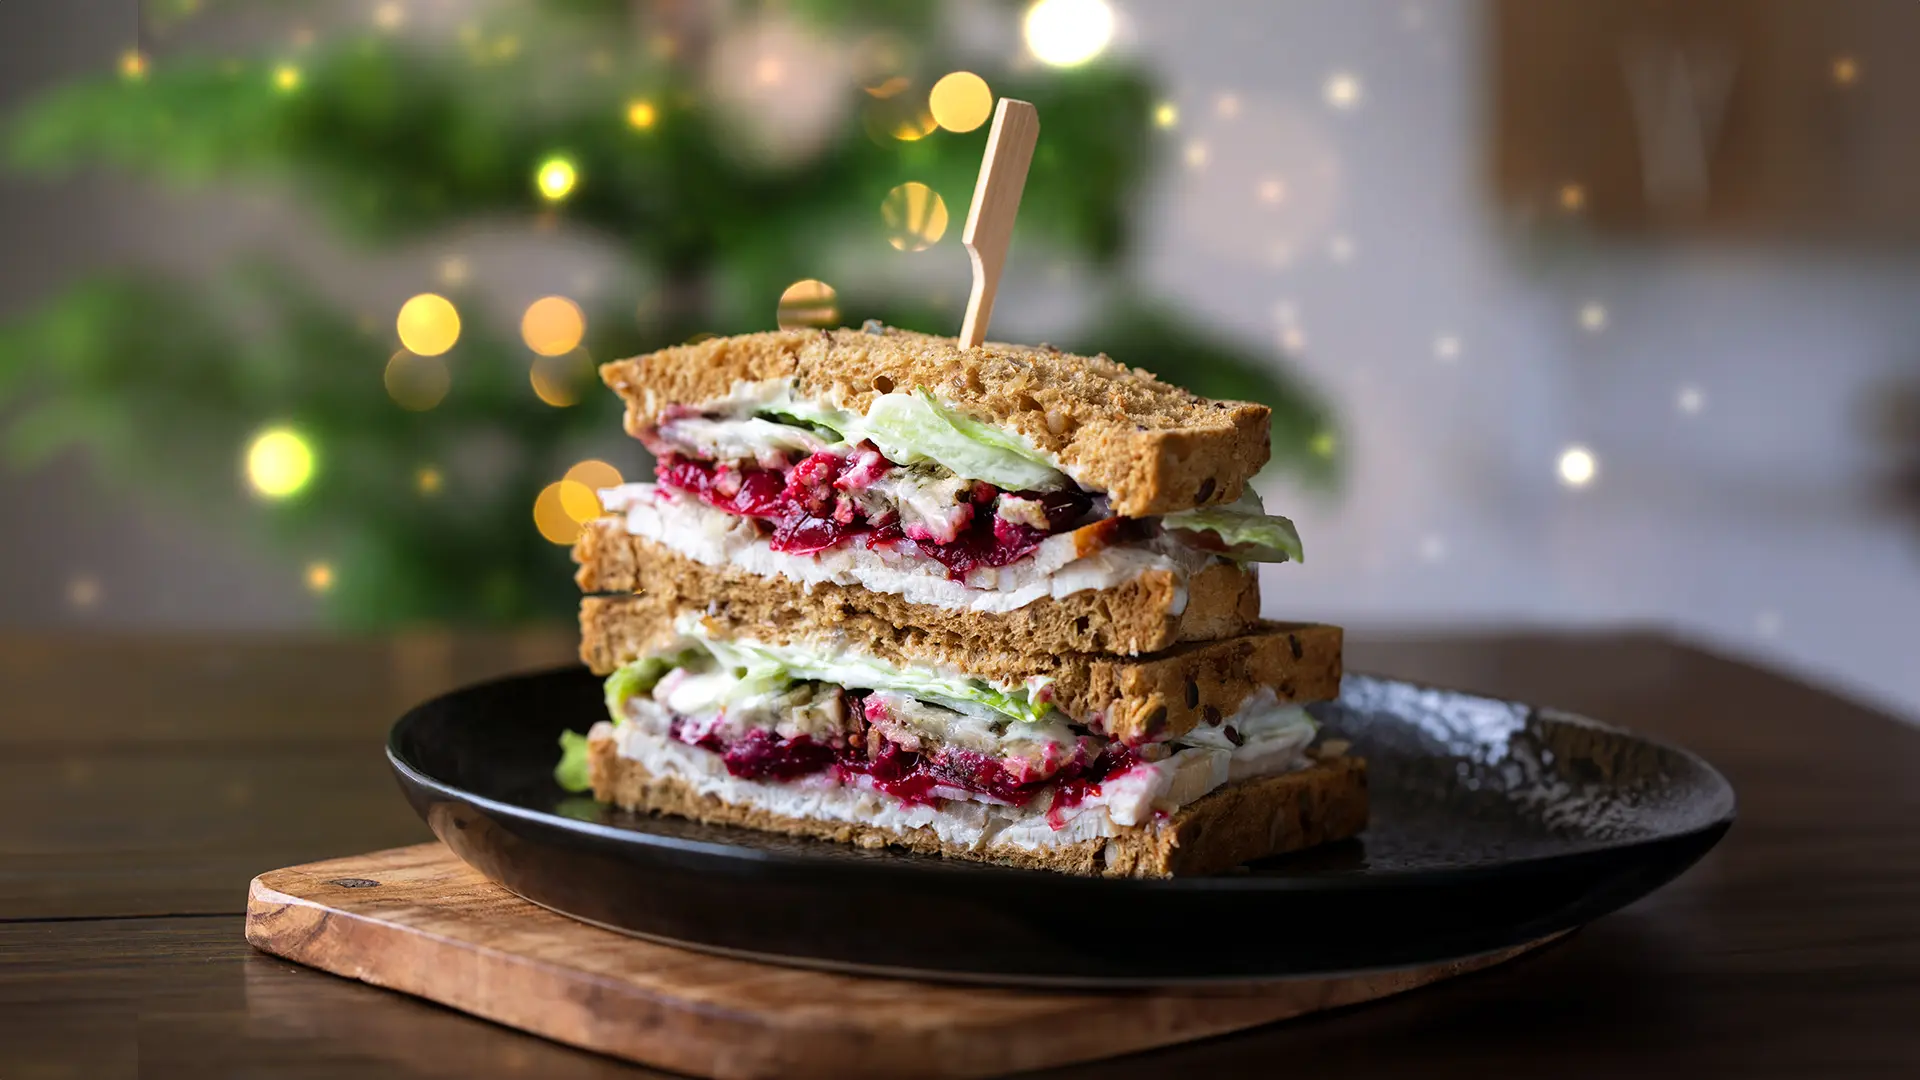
[244,843,1554,1080]
[959,98,1039,348]
[6,629,1918,1077]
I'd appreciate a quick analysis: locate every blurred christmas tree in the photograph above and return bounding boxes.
[0,0,1335,627]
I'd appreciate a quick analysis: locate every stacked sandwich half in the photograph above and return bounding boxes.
[562,324,1365,877]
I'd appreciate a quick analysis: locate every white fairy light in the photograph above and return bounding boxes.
[1557,446,1597,488]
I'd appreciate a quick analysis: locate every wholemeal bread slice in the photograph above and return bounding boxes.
[575,520,1261,660]
[580,593,1342,744]
[599,326,1271,518]
[586,730,1367,878]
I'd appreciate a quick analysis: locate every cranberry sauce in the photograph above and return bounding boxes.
[663,693,1141,825]
[654,450,1094,575]
[1045,744,1142,829]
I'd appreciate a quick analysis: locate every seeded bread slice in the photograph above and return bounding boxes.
[574,520,1260,660]
[580,593,1342,744]
[599,326,1271,518]
[587,730,1367,878]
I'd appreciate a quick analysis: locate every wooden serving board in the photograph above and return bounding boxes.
[245,844,1560,1079]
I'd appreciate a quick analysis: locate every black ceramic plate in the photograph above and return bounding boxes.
[388,667,1734,985]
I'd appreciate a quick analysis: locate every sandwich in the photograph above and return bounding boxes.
[559,324,1366,877]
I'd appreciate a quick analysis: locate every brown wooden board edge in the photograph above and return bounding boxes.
[243,844,1566,1080]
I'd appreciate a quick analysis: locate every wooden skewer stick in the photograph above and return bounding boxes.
[958,98,1039,349]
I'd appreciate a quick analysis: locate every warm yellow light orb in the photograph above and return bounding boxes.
[1833,56,1859,86]
[881,182,949,252]
[272,64,302,93]
[1309,431,1337,458]
[395,293,460,356]
[304,561,334,594]
[1557,446,1597,488]
[384,350,451,411]
[1024,0,1114,68]
[536,156,577,202]
[564,460,624,494]
[415,465,443,495]
[928,72,992,133]
[530,351,593,407]
[245,427,315,499]
[626,99,657,130]
[557,479,603,524]
[520,296,586,356]
[1153,102,1178,128]
[119,49,148,81]
[777,279,839,330]
[533,482,585,544]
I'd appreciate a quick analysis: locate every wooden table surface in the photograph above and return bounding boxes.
[3,628,1916,1077]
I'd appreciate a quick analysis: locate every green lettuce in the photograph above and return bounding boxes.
[602,651,687,721]
[1162,495,1305,564]
[855,389,1066,491]
[696,629,1052,725]
[553,730,592,793]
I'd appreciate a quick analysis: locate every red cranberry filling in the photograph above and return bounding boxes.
[662,694,1136,825]
[654,451,1094,575]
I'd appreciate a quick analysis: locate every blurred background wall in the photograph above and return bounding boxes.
[2,0,1916,720]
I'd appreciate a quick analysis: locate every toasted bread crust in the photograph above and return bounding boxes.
[574,522,1260,658]
[587,732,1368,878]
[598,327,1272,518]
[579,594,1341,743]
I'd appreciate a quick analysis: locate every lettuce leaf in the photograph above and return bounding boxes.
[1162,495,1305,564]
[602,652,686,722]
[697,629,1053,726]
[858,389,1067,491]
[554,730,592,793]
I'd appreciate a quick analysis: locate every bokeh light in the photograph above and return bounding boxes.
[626,99,657,130]
[1677,385,1705,415]
[1153,102,1178,128]
[1309,431,1337,458]
[777,279,839,329]
[536,156,577,201]
[1434,335,1461,362]
[531,351,594,407]
[929,72,992,133]
[1324,72,1363,110]
[1559,183,1586,212]
[395,293,460,356]
[533,482,587,544]
[892,109,937,141]
[415,465,443,495]
[1557,446,1597,488]
[1024,0,1114,68]
[384,350,451,411]
[374,2,405,31]
[119,49,147,81]
[564,459,624,494]
[520,296,586,356]
[304,561,335,594]
[558,479,603,524]
[245,426,315,499]
[1832,56,1859,86]
[1580,303,1608,332]
[437,255,469,287]
[882,182,949,251]
[67,575,101,610]
[272,64,302,93]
